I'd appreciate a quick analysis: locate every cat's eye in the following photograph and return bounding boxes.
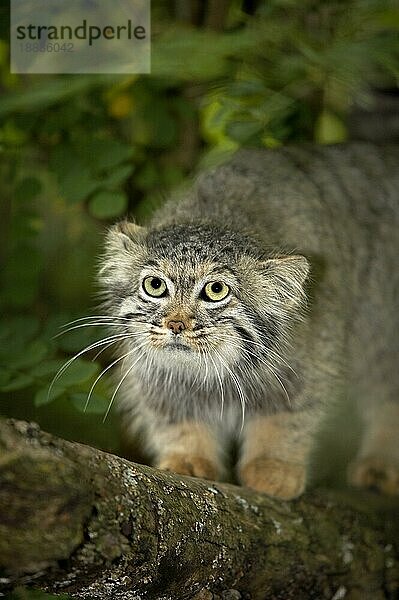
[142,276,167,298]
[202,281,230,302]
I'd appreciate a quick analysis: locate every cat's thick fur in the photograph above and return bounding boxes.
[99,143,399,499]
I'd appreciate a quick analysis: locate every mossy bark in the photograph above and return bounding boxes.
[0,418,398,600]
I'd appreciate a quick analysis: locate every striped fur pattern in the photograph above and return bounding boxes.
[98,143,399,499]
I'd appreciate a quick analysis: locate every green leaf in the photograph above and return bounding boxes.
[314,110,348,144]
[34,384,66,406]
[152,28,256,81]
[104,164,134,187]
[0,373,34,392]
[89,190,128,219]
[14,177,42,202]
[50,144,101,202]
[0,75,120,116]
[8,340,48,369]
[30,359,67,378]
[77,139,133,172]
[0,277,39,309]
[0,367,12,387]
[49,144,79,178]
[56,359,98,386]
[57,325,104,353]
[135,162,158,190]
[142,103,177,148]
[161,165,184,187]
[58,164,100,204]
[71,392,110,414]
[226,121,264,143]
[0,317,43,359]
[0,316,40,345]
[40,313,75,344]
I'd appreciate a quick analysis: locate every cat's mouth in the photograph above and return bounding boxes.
[150,329,202,353]
[163,339,192,352]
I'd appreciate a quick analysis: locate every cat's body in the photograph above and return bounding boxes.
[100,143,399,499]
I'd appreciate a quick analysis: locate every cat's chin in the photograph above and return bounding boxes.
[163,343,191,353]
[151,337,194,353]
[154,343,198,368]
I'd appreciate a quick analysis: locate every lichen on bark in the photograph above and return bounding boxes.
[0,418,398,600]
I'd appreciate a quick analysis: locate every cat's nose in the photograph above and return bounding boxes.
[166,320,186,335]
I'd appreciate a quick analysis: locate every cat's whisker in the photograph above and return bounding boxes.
[54,321,125,338]
[211,329,298,391]
[208,332,288,413]
[208,351,225,421]
[57,314,156,339]
[214,349,247,431]
[103,348,146,422]
[238,346,291,407]
[267,348,298,379]
[235,337,298,380]
[189,347,203,393]
[203,346,209,391]
[92,339,123,361]
[122,334,155,373]
[48,333,131,401]
[60,315,127,327]
[85,342,148,412]
[262,362,291,406]
[92,331,148,363]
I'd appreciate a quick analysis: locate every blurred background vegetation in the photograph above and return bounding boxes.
[0,0,398,470]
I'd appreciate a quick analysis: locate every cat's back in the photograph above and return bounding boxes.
[153,143,398,264]
[152,142,399,367]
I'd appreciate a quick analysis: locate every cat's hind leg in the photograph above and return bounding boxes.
[348,260,399,496]
[348,401,399,495]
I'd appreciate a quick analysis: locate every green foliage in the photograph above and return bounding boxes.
[0,315,108,412]
[0,0,397,453]
[89,190,128,219]
[200,1,399,147]
[49,137,133,215]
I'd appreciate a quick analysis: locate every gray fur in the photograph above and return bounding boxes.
[98,143,399,496]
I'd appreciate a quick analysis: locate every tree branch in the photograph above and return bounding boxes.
[0,418,398,599]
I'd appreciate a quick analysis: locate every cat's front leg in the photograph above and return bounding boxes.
[153,420,223,481]
[237,410,319,500]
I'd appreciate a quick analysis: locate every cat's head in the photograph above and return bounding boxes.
[99,220,309,380]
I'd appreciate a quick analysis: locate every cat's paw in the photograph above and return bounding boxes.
[157,453,219,480]
[348,456,399,495]
[239,456,306,500]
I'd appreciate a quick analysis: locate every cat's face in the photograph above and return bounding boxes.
[99,221,309,379]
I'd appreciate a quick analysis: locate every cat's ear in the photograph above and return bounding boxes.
[259,255,309,306]
[106,220,147,251]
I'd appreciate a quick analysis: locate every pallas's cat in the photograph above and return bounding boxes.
[99,144,399,499]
